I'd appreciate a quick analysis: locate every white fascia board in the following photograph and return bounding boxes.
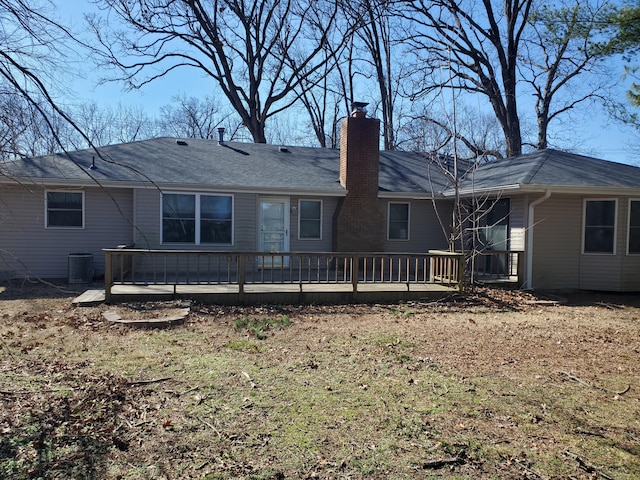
[378,191,439,200]
[518,184,640,196]
[0,177,348,196]
[133,183,348,197]
[447,183,640,198]
[443,184,522,197]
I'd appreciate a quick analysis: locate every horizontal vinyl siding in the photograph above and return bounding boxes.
[532,194,634,291]
[532,195,581,290]
[509,196,525,251]
[234,194,258,250]
[133,189,161,248]
[382,199,451,252]
[0,186,133,279]
[622,256,640,291]
[579,256,622,291]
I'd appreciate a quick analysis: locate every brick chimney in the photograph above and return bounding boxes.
[334,104,385,252]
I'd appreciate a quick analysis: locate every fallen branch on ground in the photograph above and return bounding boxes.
[241,371,257,388]
[197,416,222,439]
[594,302,622,310]
[574,428,606,438]
[127,377,172,386]
[560,371,630,395]
[563,450,614,480]
[421,456,465,469]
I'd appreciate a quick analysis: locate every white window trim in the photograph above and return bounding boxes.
[387,201,410,241]
[627,198,640,255]
[45,190,85,229]
[297,199,323,241]
[161,192,234,245]
[582,198,617,255]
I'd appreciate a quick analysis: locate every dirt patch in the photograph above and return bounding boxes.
[1,281,639,479]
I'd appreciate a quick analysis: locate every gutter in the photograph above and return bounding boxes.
[525,189,551,290]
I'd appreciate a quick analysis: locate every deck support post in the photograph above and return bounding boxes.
[238,255,246,302]
[351,255,359,300]
[104,250,113,303]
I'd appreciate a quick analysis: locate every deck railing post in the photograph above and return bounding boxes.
[351,254,359,298]
[457,253,465,291]
[517,251,525,288]
[104,250,113,303]
[237,254,246,302]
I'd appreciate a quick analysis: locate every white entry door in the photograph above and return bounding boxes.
[258,198,290,266]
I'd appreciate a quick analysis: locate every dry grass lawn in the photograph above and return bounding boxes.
[1,280,639,479]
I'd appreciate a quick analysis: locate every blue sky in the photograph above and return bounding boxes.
[54,1,640,166]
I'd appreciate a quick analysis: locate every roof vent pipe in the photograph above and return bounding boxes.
[217,127,225,145]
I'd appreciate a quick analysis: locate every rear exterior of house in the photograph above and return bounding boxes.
[530,193,640,291]
[467,190,640,292]
[132,189,451,256]
[0,185,134,279]
[0,112,452,282]
[2,118,640,292]
[0,188,451,282]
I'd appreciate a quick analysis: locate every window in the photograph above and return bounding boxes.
[628,200,640,254]
[298,200,322,240]
[583,199,616,254]
[388,202,409,240]
[162,193,232,244]
[201,195,232,243]
[478,198,510,251]
[46,191,84,228]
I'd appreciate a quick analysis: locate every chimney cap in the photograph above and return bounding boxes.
[351,101,368,117]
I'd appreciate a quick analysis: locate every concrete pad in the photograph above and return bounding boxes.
[72,289,105,306]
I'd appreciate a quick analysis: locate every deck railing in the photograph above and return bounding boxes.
[103,249,464,302]
[468,250,524,285]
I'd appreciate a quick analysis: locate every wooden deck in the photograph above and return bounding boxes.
[101,250,463,305]
[101,281,457,305]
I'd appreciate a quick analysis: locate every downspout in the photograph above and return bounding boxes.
[525,189,551,290]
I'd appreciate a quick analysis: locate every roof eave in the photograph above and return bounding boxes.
[0,176,347,197]
[445,183,640,198]
[378,191,441,200]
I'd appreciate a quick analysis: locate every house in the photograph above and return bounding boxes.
[1,109,639,292]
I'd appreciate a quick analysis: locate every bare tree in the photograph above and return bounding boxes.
[70,102,157,148]
[292,48,345,148]
[157,95,230,140]
[521,1,613,150]
[347,0,404,150]
[89,0,345,144]
[406,103,506,161]
[0,91,40,159]
[0,0,91,158]
[403,0,532,157]
[401,0,615,157]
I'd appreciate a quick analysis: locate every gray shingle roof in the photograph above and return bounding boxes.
[2,140,639,195]
[463,148,640,191]
[0,137,451,195]
[1,138,343,193]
